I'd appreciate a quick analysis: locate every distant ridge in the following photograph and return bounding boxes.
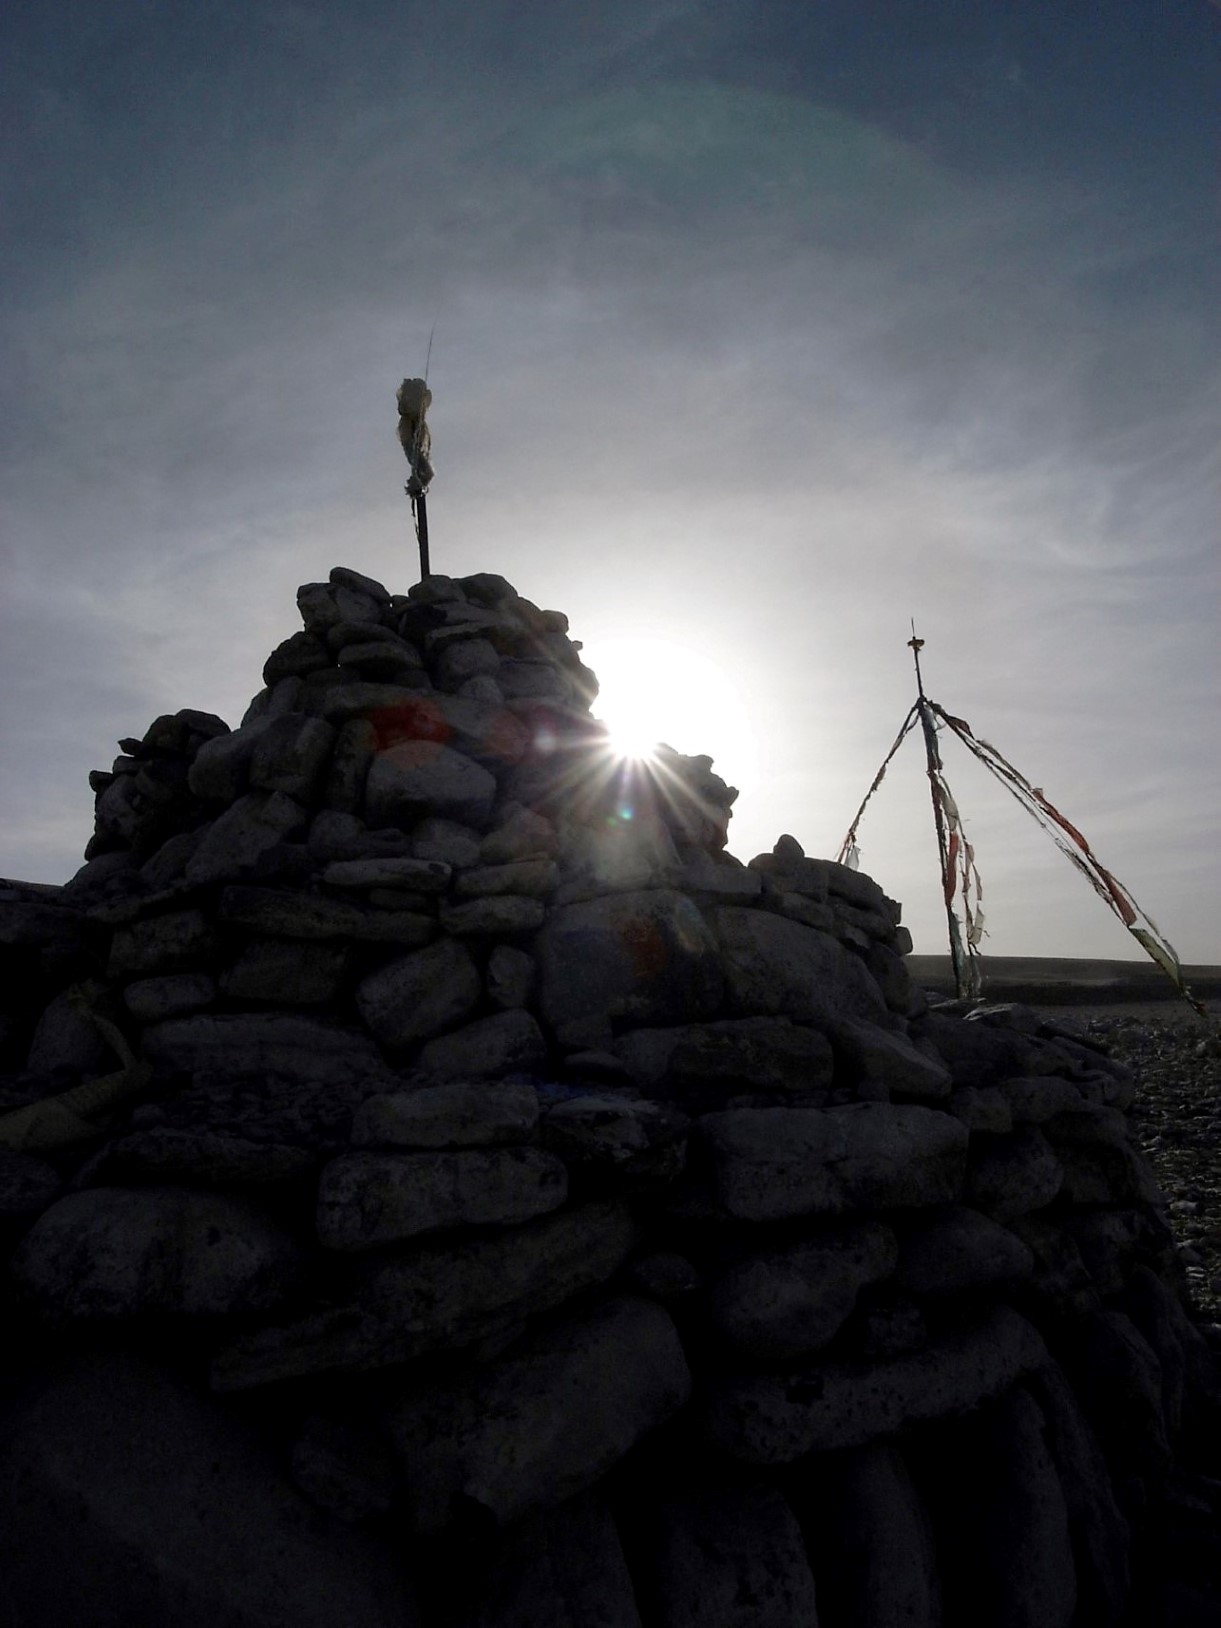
[909,954,1221,1005]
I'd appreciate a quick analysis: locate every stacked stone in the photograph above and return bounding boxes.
[0,567,1217,1628]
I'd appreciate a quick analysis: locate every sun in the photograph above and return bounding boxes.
[583,635,759,785]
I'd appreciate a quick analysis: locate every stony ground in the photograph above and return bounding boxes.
[1039,998,1221,1332]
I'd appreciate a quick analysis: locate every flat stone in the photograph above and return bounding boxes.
[329,565,391,603]
[965,1126,1064,1221]
[614,1018,835,1108]
[352,1081,540,1148]
[384,1295,691,1531]
[221,939,350,1005]
[945,1087,1013,1134]
[141,1013,387,1085]
[184,792,307,885]
[11,1186,307,1321]
[308,811,414,863]
[434,636,500,689]
[321,857,451,891]
[248,713,336,801]
[219,885,434,946]
[108,909,215,977]
[412,817,483,867]
[298,579,382,629]
[212,1201,640,1389]
[0,1352,419,1628]
[366,741,497,829]
[706,1304,1048,1463]
[262,630,332,685]
[479,808,559,864]
[799,1443,941,1628]
[139,829,207,888]
[708,1220,898,1361]
[122,973,217,1022]
[88,1128,319,1185]
[673,851,764,900]
[417,1010,548,1079]
[916,1011,1042,1089]
[713,907,889,1025]
[455,859,559,898]
[701,1102,968,1221]
[337,641,425,682]
[438,896,547,935]
[289,1414,399,1523]
[536,889,724,1031]
[833,1018,952,1100]
[316,1146,568,1249]
[1061,1309,1171,1489]
[355,938,481,1051]
[636,1483,819,1628]
[150,1069,392,1152]
[895,1206,1035,1294]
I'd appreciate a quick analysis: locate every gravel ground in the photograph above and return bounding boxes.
[1035,998,1221,1329]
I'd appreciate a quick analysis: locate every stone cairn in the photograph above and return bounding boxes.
[0,566,1217,1627]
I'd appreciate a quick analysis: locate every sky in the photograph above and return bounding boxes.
[2,0,1218,965]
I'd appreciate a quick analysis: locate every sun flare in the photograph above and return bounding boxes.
[584,635,759,786]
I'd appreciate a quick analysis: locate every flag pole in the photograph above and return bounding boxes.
[909,625,972,1000]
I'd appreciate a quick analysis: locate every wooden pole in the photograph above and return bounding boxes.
[415,490,430,579]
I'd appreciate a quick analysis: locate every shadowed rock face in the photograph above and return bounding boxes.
[0,566,1215,1625]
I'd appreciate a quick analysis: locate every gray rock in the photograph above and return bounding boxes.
[706,1304,1048,1463]
[498,658,566,699]
[337,641,425,682]
[916,1387,1076,1628]
[316,1146,568,1248]
[418,1010,548,1079]
[12,1186,307,1321]
[1061,1309,1172,1490]
[895,1206,1035,1294]
[352,1081,540,1148]
[714,907,888,1025]
[965,1126,1064,1221]
[213,1201,640,1388]
[185,791,308,885]
[615,1017,835,1108]
[25,987,112,1074]
[289,1414,399,1523]
[356,938,482,1051]
[487,944,535,1009]
[413,816,483,866]
[463,1492,643,1628]
[673,850,764,901]
[384,1295,691,1531]
[701,1102,968,1221]
[141,1013,386,1085]
[263,630,332,684]
[108,908,215,977]
[0,1148,62,1225]
[833,1018,951,1100]
[322,717,377,812]
[536,890,724,1031]
[321,856,451,891]
[764,892,836,931]
[123,972,217,1022]
[541,1096,689,1184]
[248,713,336,801]
[916,1011,1041,1089]
[298,579,382,629]
[308,810,414,862]
[329,565,391,603]
[219,885,434,946]
[996,1075,1088,1122]
[455,859,559,898]
[479,807,558,864]
[439,895,547,935]
[708,1220,897,1361]
[458,674,505,703]
[635,1482,819,1628]
[945,1086,1013,1133]
[187,717,273,801]
[798,1443,941,1628]
[140,827,207,888]
[222,938,350,1005]
[435,636,500,689]
[1028,1362,1130,1627]
[1007,1216,1100,1316]
[0,1352,418,1627]
[366,741,497,829]
[1042,1107,1162,1207]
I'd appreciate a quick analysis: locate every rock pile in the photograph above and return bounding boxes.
[0,567,1217,1627]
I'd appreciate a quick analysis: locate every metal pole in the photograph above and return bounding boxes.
[909,626,969,999]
